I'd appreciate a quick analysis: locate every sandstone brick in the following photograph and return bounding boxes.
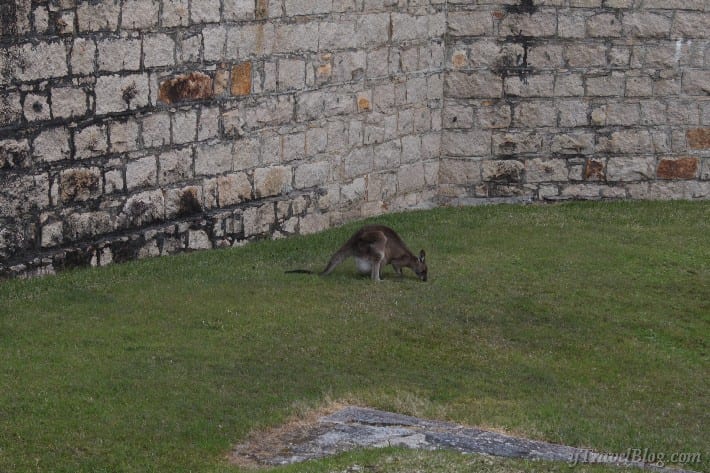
[22,93,50,122]
[74,125,108,159]
[162,0,189,27]
[526,158,568,183]
[442,130,491,156]
[95,73,151,114]
[77,0,120,32]
[243,203,275,237]
[126,156,157,190]
[231,62,252,96]
[0,173,50,218]
[158,148,193,184]
[657,157,699,180]
[217,173,252,206]
[121,190,165,227]
[255,166,292,198]
[482,160,524,183]
[33,127,71,163]
[70,38,96,75]
[51,86,87,119]
[60,167,102,202]
[172,110,198,144]
[0,139,31,169]
[98,37,141,72]
[224,0,255,21]
[109,120,140,153]
[687,128,710,149]
[191,0,221,23]
[439,158,481,185]
[142,112,171,148]
[196,142,233,176]
[606,156,656,182]
[144,33,176,68]
[122,0,159,29]
[158,72,214,104]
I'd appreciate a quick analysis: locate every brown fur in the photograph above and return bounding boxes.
[321,225,427,281]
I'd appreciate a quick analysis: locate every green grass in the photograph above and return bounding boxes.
[1,201,708,473]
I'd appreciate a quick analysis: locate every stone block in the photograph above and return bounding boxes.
[51,86,87,119]
[74,124,108,159]
[243,203,275,237]
[586,13,622,37]
[162,0,189,27]
[159,148,193,184]
[391,13,429,42]
[682,69,710,96]
[142,112,171,148]
[500,12,557,37]
[196,142,233,176]
[448,11,491,37]
[217,173,252,206]
[0,139,31,169]
[95,73,150,114]
[295,161,330,189]
[41,220,64,248]
[60,167,102,202]
[446,71,502,99]
[482,160,525,183]
[657,157,699,180]
[122,0,159,29]
[12,41,68,81]
[398,163,426,193]
[439,158,481,185]
[66,211,113,240]
[623,12,672,38]
[158,72,214,104]
[442,130,491,157]
[224,0,255,21]
[606,156,656,182]
[121,190,165,227]
[504,74,555,97]
[33,127,71,163]
[525,158,568,183]
[598,130,653,154]
[687,128,710,149]
[165,185,202,217]
[70,38,96,75]
[126,156,157,190]
[77,0,120,32]
[493,132,543,155]
[23,94,51,122]
[231,62,252,96]
[188,229,212,250]
[144,33,175,68]
[0,173,50,218]
[172,110,198,144]
[191,0,221,23]
[285,0,331,16]
[98,37,141,72]
[278,58,305,91]
[254,166,292,198]
[109,120,140,153]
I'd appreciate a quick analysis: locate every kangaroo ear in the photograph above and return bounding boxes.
[419,249,426,263]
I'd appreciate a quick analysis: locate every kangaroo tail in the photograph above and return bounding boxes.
[320,249,351,276]
[285,269,314,274]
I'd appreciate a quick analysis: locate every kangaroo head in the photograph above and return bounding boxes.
[414,249,427,282]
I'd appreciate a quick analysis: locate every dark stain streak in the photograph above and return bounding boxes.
[505,0,538,15]
[495,32,534,85]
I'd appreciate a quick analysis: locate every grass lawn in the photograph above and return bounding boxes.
[1,201,708,473]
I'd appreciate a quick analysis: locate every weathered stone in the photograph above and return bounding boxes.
[232,62,252,96]
[159,72,214,104]
[159,148,193,184]
[74,124,108,159]
[121,190,164,227]
[0,139,30,169]
[254,166,292,198]
[51,86,87,119]
[526,158,568,183]
[121,0,159,29]
[98,37,141,72]
[23,93,50,121]
[606,156,656,182]
[0,174,50,218]
[126,156,157,190]
[657,158,699,180]
[60,167,102,203]
[584,159,606,181]
[77,0,120,31]
[687,128,710,149]
[195,142,233,176]
[95,73,151,114]
[243,203,275,237]
[217,173,252,206]
[33,127,70,163]
[482,160,525,183]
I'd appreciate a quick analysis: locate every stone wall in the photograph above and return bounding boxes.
[1,0,708,278]
[0,0,444,277]
[440,0,710,204]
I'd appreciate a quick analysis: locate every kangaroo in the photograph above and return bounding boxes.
[287,225,427,282]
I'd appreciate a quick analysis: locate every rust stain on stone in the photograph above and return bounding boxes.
[657,157,698,180]
[256,0,269,20]
[158,72,214,105]
[231,62,252,97]
[687,128,710,149]
[585,159,605,181]
[357,97,371,112]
